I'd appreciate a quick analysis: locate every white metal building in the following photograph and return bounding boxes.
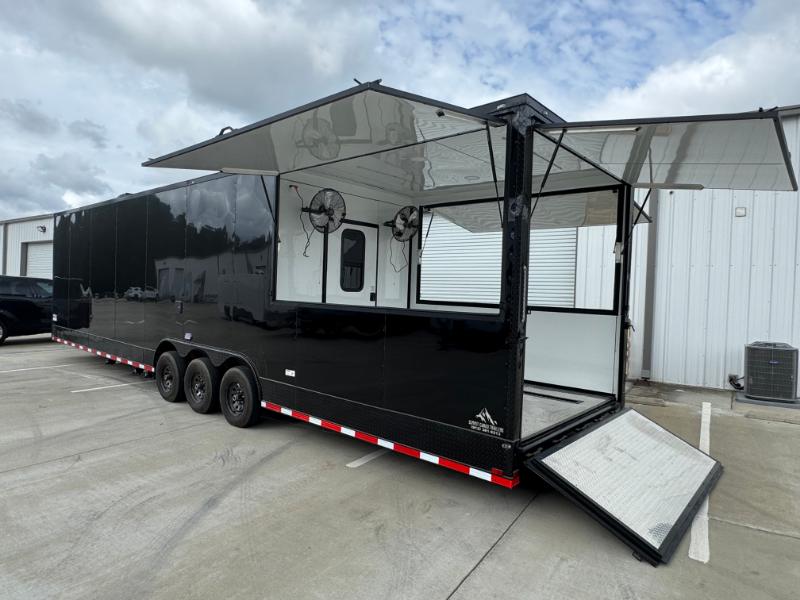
[628,107,800,389]
[0,213,54,279]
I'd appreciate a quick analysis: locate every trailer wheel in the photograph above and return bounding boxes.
[220,366,260,428]
[184,357,220,414]
[155,351,184,402]
[0,318,6,344]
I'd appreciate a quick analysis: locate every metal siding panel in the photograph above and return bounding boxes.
[4,217,53,276]
[787,116,800,358]
[769,193,797,344]
[643,115,800,389]
[650,196,672,383]
[704,190,734,387]
[684,193,713,386]
[664,191,693,384]
[747,192,774,342]
[575,225,614,309]
[724,190,755,386]
[627,222,649,379]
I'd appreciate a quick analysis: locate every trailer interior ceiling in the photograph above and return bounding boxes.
[139,81,797,563]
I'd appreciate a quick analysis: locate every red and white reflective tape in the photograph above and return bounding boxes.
[261,400,519,489]
[52,335,154,372]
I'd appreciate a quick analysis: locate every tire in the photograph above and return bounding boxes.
[183,357,220,414]
[220,366,260,428]
[0,318,7,344]
[156,351,184,402]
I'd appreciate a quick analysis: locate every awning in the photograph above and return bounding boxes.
[143,82,498,175]
[537,111,798,192]
[432,188,619,233]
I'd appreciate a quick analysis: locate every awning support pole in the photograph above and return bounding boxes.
[485,124,503,226]
[623,148,653,254]
[531,128,565,215]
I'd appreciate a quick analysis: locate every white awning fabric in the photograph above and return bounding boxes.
[538,111,797,192]
[143,84,494,176]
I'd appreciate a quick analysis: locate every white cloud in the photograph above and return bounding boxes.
[580,0,800,118]
[0,0,793,220]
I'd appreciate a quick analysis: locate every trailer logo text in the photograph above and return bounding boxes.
[469,408,504,436]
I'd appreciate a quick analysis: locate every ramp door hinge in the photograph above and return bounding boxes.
[614,242,623,263]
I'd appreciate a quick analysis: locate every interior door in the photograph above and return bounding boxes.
[326,224,377,306]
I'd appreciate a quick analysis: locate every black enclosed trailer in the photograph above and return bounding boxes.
[51,82,797,564]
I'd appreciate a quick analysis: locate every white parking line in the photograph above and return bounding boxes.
[70,381,153,393]
[0,364,74,374]
[346,449,388,468]
[0,349,67,357]
[689,402,711,563]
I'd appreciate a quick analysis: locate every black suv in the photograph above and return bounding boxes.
[0,275,53,344]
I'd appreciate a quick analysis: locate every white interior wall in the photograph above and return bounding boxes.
[524,311,618,392]
[277,175,411,306]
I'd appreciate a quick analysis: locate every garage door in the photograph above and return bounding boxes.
[25,242,53,278]
[418,212,577,307]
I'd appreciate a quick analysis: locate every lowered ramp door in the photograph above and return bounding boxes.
[524,409,722,565]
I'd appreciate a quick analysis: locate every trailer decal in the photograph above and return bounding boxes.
[52,336,155,373]
[261,400,519,489]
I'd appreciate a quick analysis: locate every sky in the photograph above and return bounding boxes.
[1,0,799,220]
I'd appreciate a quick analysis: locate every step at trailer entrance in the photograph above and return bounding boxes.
[137,83,797,562]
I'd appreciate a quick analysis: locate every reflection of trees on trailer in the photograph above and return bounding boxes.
[52,82,797,565]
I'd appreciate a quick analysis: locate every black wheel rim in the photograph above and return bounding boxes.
[226,381,246,416]
[161,365,174,392]
[191,373,206,402]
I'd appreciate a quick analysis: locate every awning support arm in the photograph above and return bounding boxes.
[531,128,565,216]
[623,148,653,254]
[485,123,503,227]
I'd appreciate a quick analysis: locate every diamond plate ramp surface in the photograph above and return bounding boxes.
[524,409,722,565]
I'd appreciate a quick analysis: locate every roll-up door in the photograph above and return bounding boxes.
[528,228,576,308]
[25,242,53,278]
[418,214,577,307]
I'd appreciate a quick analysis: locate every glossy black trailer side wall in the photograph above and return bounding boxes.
[52,173,516,475]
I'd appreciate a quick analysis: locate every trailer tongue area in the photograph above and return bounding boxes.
[523,409,722,565]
